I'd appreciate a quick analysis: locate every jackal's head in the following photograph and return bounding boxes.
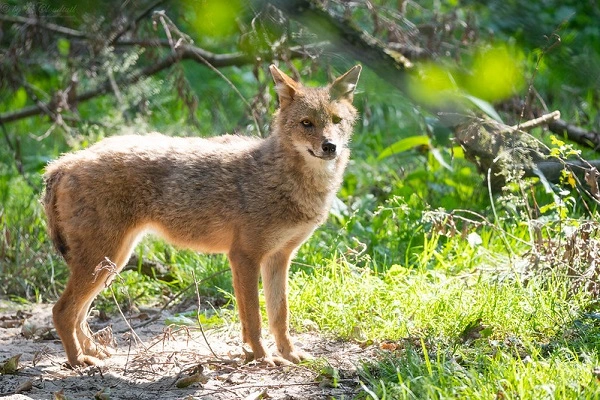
[270,64,361,166]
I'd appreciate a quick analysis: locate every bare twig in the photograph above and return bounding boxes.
[110,286,148,351]
[155,11,177,51]
[504,110,561,133]
[0,14,90,38]
[192,270,221,360]
[107,69,124,105]
[152,10,192,50]
[503,101,600,152]
[107,0,167,45]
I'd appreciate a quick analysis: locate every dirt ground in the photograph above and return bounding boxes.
[0,300,375,399]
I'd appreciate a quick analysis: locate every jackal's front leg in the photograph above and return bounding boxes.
[262,249,311,364]
[228,250,275,365]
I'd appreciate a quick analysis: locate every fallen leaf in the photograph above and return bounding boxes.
[0,354,21,374]
[135,312,150,321]
[350,325,367,342]
[380,341,399,351]
[16,310,33,319]
[242,346,254,363]
[95,387,111,400]
[21,321,39,339]
[54,389,67,400]
[175,372,209,388]
[585,168,600,199]
[459,318,491,344]
[15,379,33,393]
[0,318,25,328]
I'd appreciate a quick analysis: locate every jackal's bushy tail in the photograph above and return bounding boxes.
[42,171,69,258]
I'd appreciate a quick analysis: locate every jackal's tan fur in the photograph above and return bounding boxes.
[43,64,361,367]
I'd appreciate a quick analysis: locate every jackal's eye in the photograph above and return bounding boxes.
[301,119,313,128]
[332,115,342,124]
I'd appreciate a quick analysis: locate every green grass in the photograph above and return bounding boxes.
[287,225,600,399]
[0,173,65,302]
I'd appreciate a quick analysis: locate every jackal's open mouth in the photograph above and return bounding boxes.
[307,148,335,160]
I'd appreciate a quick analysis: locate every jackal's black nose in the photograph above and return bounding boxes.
[321,140,337,155]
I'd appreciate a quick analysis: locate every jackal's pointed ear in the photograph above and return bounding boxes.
[330,65,362,103]
[270,65,299,109]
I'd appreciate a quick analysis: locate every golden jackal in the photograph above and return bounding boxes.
[43,64,361,367]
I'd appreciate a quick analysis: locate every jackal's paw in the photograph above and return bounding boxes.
[67,355,105,369]
[86,344,112,359]
[281,348,313,364]
[82,340,112,360]
[245,350,294,367]
[257,355,293,367]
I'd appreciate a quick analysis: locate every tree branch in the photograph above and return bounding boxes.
[527,160,600,183]
[548,118,600,150]
[502,100,600,151]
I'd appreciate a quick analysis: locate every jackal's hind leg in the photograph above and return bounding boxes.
[76,298,112,360]
[54,230,139,367]
[53,269,109,367]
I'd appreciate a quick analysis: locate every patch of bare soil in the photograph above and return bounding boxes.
[0,300,375,399]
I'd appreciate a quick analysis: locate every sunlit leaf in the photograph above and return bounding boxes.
[463,94,503,123]
[164,314,195,326]
[430,147,453,171]
[378,135,430,160]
